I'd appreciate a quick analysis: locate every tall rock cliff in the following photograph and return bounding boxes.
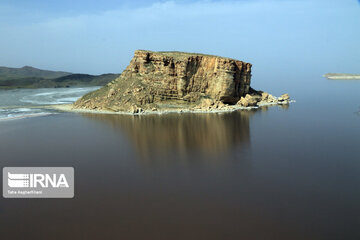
[74,50,253,112]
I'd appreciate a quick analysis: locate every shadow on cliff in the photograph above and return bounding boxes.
[78,107,280,164]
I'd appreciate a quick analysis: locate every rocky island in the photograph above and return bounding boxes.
[72,50,290,114]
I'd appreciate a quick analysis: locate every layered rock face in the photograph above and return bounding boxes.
[74,50,252,112]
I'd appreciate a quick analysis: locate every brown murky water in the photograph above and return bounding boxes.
[0,79,360,239]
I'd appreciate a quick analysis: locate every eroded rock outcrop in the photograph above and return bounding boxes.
[236,91,290,107]
[74,50,252,111]
[74,50,289,113]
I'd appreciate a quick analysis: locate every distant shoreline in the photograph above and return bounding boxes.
[0,65,119,89]
[324,73,360,80]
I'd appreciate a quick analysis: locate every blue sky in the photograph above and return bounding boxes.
[0,0,359,79]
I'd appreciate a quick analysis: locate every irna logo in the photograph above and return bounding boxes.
[3,167,74,198]
[8,172,69,188]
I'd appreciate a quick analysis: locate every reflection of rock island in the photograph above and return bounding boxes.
[81,109,262,161]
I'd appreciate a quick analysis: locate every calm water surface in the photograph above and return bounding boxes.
[0,78,359,239]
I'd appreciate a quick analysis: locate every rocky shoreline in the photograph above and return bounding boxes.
[50,92,292,116]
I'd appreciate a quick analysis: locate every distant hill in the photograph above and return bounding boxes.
[53,74,118,86]
[0,66,71,81]
[324,73,360,80]
[0,66,120,89]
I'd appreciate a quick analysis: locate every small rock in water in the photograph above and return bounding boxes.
[261,92,269,101]
[281,93,290,100]
[278,93,290,102]
[237,94,259,107]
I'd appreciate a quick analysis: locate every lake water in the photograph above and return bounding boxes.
[0,87,100,120]
[0,79,359,239]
